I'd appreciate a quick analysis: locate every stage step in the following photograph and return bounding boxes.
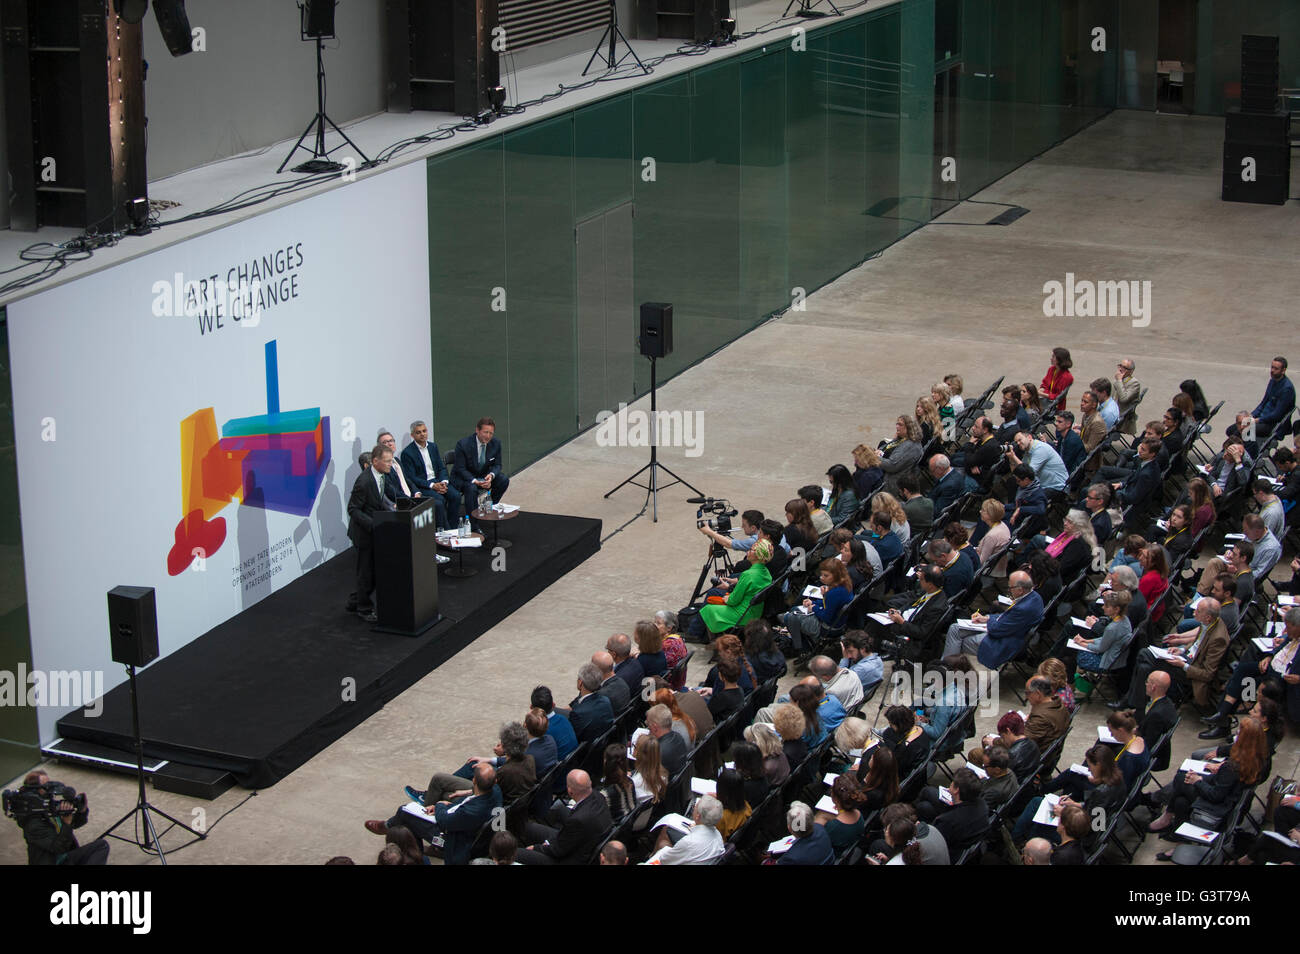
[151,762,236,800]
[41,737,236,800]
[42,737,168,775]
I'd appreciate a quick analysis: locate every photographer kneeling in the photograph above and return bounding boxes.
[5,772,108,865]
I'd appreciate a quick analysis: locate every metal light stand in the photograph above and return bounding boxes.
[98,663,205,863]
[604,355,703,522]
[584,0,648,76]
[784,0,842,17]
[278,5,371,174]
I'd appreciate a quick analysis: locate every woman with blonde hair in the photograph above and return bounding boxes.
[1035,657,1076,712]
[976,498,1010,578]
[634,618,667,678]
[915,396,942,447]
[631,734,668,804]
[851,444,885,500]
[944,374,965,415]
[879,415,923,481]
[871,491,910,545]
[772,702,809,770]
[931,382,956,425]
[744,722,791,785]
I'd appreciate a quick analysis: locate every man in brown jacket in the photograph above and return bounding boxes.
[1118,599,1230,709]
[1023,676,1069,749]
[1113,358,1141,436]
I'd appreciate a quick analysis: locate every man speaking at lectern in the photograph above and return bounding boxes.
[346,443,402,623]
[453,417,509,526]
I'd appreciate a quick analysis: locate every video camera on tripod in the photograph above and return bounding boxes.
[692,496,738,533]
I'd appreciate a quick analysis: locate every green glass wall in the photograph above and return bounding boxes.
[428,0,1116,475]
[0,307,39,784]
[1194,0,1300,116]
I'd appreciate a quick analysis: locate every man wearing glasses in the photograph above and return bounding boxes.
[1113,358,1141,436]
[1081,482,1113,542]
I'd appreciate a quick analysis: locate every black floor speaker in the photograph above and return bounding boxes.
[107,585,160,667]
[639,303,673,358]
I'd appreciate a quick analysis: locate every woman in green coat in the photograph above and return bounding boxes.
[696,539,774,640]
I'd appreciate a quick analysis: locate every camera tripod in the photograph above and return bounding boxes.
[98,662,205,863]
[689,539,738,606]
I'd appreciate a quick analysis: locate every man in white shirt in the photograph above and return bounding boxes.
[399,420,461,529]
[377,430,418,498]
[644,795,724,865]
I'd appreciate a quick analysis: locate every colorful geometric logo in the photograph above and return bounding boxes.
[167,340,331,575]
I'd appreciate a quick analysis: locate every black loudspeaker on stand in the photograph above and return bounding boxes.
[604,303,704,522]
[98,586,205,864]
[278,1,372,174]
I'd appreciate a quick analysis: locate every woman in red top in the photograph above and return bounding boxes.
[1040,347,1074,403]
[1138,543,1170,623]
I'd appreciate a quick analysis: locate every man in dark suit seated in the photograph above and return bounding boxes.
[367,762,500,865]
[1050,410,1087,475]
[646,703,689,776]
[1113,438,1162,530]
[346,442,403,622]
[927,455,966,518]
[872,564,950,662]
[927,539,973,600]
[606,633,645,697]
[591,651,632,713]
[563,663,616,743]
[400,420,461,530]
[930,768,989,855]
[452,416,509,527]
[516,770,612,865]
[1130,670,1177,771]
[1082,482,1114,542]
[777,801,835,865]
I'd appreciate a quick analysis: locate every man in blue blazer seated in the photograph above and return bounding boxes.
[531,686,578,760]
[453,416,509,527]
[399,420,461,530]
[940,570,1044,667]
[777,801,835,865]
[367,762,501,865]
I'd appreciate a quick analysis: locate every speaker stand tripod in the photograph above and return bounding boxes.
[784,0,842,17]
[584,0,648,76]
[98,663,205,864]
[278,30,371,174]
[604,355,703,522]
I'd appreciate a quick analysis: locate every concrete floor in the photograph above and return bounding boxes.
[2,108,1296,865]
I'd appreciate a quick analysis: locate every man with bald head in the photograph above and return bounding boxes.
[1021,837,1053,866]
[516,769,612,865]
[1119,598,1229,710]
[590,650,631,712]
[606,633,644,694]
[809,655,864,711]
[941,570,1044,668]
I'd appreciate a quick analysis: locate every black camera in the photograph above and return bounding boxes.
[879,635,911,659]
[3,781,85,824]
[695,497,737,534]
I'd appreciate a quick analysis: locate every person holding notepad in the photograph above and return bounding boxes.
[1148,717,1269,853]
[1065,589,1133,692]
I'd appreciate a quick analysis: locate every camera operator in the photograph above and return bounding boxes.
[698,508,766,553]
[8,772,108,865]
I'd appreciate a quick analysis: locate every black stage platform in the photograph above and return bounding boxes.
[58,511,601,788]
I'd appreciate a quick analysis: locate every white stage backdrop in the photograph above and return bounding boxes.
[7,162,431,738]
